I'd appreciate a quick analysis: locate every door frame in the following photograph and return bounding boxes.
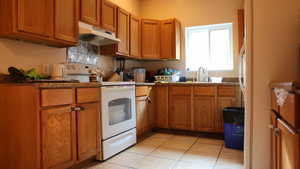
[244,0,253,168]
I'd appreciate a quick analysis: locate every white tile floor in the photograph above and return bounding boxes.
[87,133,244,169]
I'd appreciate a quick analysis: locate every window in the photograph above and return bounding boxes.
[185,23,234,71]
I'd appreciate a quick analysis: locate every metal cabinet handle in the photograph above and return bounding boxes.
[274,128,280,136]
[146,96,152,103]
[71,106,85,111]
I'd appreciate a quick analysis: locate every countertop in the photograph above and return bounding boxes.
[270,81,300,93]
[0,82,101,88]
[135,82,156,86]
[0,81,239,88]
[154,81,239,86]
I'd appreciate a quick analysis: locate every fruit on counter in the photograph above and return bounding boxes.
[7,67,49,83]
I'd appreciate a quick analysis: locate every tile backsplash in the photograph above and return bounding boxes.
[67,41,141,78]
[67,41,99,65]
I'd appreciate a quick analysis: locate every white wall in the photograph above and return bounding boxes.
[248,0,300,168]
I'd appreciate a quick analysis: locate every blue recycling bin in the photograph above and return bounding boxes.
[223,107,245,150]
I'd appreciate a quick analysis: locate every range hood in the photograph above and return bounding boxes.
[79,21,120,46]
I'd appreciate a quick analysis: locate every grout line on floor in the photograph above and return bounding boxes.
[212,144,224,169]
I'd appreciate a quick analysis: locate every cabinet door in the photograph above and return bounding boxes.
[77,103,100,162]
[169,95,191,130]
[17,0,52,37]
[169,87,192,130]
[80,0,101,26]
[217,97,237,130]
[277,119,300,169]
[54,0,78,43]
[136,96,147,136]
[271,112,279,169]
[193,96,216,132]
[101,0,117,32]
[160,19,174,59]
[130,15,141,58]
[160,19,181,60]
[117,8,130,56]
[147,89,156,129]
[141,19,160,59]
[42,106,76,169]
[155,86,169,128]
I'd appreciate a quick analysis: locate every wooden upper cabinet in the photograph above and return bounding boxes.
[116,8,130,56]
[77,103,100,161]
[42,106,77,169]
[101,0,117,32]
[80,0,101,26]
[130,15,141,58]
[0,0,78,47]
[16,0,52,37]
[54,0,79,43]
[141,19,161,59]
[160,19,181,60]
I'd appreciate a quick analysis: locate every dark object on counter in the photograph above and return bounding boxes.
[7,67,27,83]
[146,71,156,82]
[123,72,134,81]
[179,76,187,82]
[6,67,49,83]
[223,107,245,150]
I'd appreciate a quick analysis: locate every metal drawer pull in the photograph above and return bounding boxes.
[71,106,85,111]
[274,128,280,136]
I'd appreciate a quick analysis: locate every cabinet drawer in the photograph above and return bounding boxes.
[136,86,151,97]
[169,86,191,96]
[77,88,100,103]
[279,93,300,129]
[218,86,236,97]
[41,89,73,107]
[194,86,216,96]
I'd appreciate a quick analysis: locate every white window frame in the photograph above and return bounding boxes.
[185,23,234,71]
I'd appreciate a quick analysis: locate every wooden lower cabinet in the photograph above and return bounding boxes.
[0,85,101,169]
[77,103,100,162]
[136,96,148,136]
[42,106,77,169]
[136,86,155,136]
[271,112,279,169]
[155,86,169,128]
[193,96,216,132]
[136,87,155,137]
[276,119,300,169]
[169,86,192,130]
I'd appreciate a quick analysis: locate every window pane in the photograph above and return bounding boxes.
[186,30,209,71]
[185,23,233,71]
[209,29,232,70]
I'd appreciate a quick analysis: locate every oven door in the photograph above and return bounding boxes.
[101,86,136,140]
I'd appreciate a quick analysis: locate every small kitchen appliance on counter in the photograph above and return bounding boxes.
[133,68,146,83]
